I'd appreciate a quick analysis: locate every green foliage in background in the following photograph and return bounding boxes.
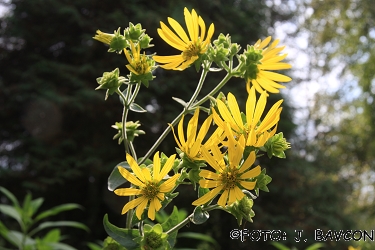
[0,186,88,250]
[0,0,359,249]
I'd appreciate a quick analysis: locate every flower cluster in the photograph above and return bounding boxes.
[94,7,291,249]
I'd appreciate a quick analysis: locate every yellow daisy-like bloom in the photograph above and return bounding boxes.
[170,108,222,162]
[153,8,215,70]
[124,41,152,75]
[212,87,283,147]
[192,129,261,207]
[114,152,180,220]
[245,36,292,93]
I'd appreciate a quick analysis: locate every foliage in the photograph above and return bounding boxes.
[0,186,88,250]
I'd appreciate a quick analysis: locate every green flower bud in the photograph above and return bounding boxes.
[263,132,291,158]
[93,28,129,53]
[142,224,169,250]
[112,121,145,144]
[227,196,255,226]
[139,34,153,49]
[125,22,145,42]
[96,68,127,100]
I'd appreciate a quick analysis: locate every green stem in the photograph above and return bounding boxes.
[139,63,211,164]
[192,71,232,109]
[165,204,221,235]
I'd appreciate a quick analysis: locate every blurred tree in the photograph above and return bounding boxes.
[301,0,375,233]
[0,0,355,248]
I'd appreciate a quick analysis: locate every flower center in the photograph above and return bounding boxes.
[182,42,201,60]
[133,56,149,75]
[220,168,239,190]
[142,181,160,200]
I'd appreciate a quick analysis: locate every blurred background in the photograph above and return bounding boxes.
[0,0,374,249]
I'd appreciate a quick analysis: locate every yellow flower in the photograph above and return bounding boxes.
[245,36,292,93]
[114,152,180,220]
[192,130,261,207]
[348,247,361,250]
[170,108,221,162]
[124,41,152,75]
[212,87,283,147]
[153,8,214,70]
[93,30,114,45]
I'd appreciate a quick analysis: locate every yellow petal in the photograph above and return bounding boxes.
[187,109,199,145]
[178,115,186,148]
[114,188,142,196]
[246,86,256,127]
[217,99,240,132]
[258,36,271,49]
[121,196,144,215]
[217,189,229,207]
[159,174,180,193]
[158,23,186,51]
[252,91,267,127]
[153,54,183,63]
[135,198,149,219]
[158,154,176,181]
[168,17,190,43]
[227,92,244,129]
[148,198,156,220]
[142,168,152,181]
[198,16,206,41]
[239,151,256,173]
[192,186,222,206]
[259,71,292,82]
[200,170,220,180]
[239,180,257,190]
[117,166,144,187]
[126,154,146,183]
[240,165,261,179]
[153,152,161,181]
[199,179,221,188]
[258,63,292,70]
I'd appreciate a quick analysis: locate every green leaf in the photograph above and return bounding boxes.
[108,162,131,191]
[305,243,325,250]
[42,229,61,243]
[177,232,218,247]
[161,206,180,248]
[48,242,77,250]
[191,206,209,225]
[171,97,187,107]
[86,241,103,250]
[34,203,83,223]
[29,221,88,237]
[5,230,35,248]
[30,198,44,219]
[103,214,140,250]
[129,103,147,113]
[0,187,20,209]
[270,242,290,250]
[0,205,23,228]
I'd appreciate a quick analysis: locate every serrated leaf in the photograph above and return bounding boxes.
[191,206,209,225]
[129,103,147,113]
[103,214,140,250]
[171,97,187,107]
[108,162,131,191]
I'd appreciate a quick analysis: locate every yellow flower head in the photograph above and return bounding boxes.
[114,152,180,220]
[192,130,261,207]
[124,41,152,75]
[170,108,218,162]
[244,36,292,93]
[212,87,283,147]
[153,8,215,70]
